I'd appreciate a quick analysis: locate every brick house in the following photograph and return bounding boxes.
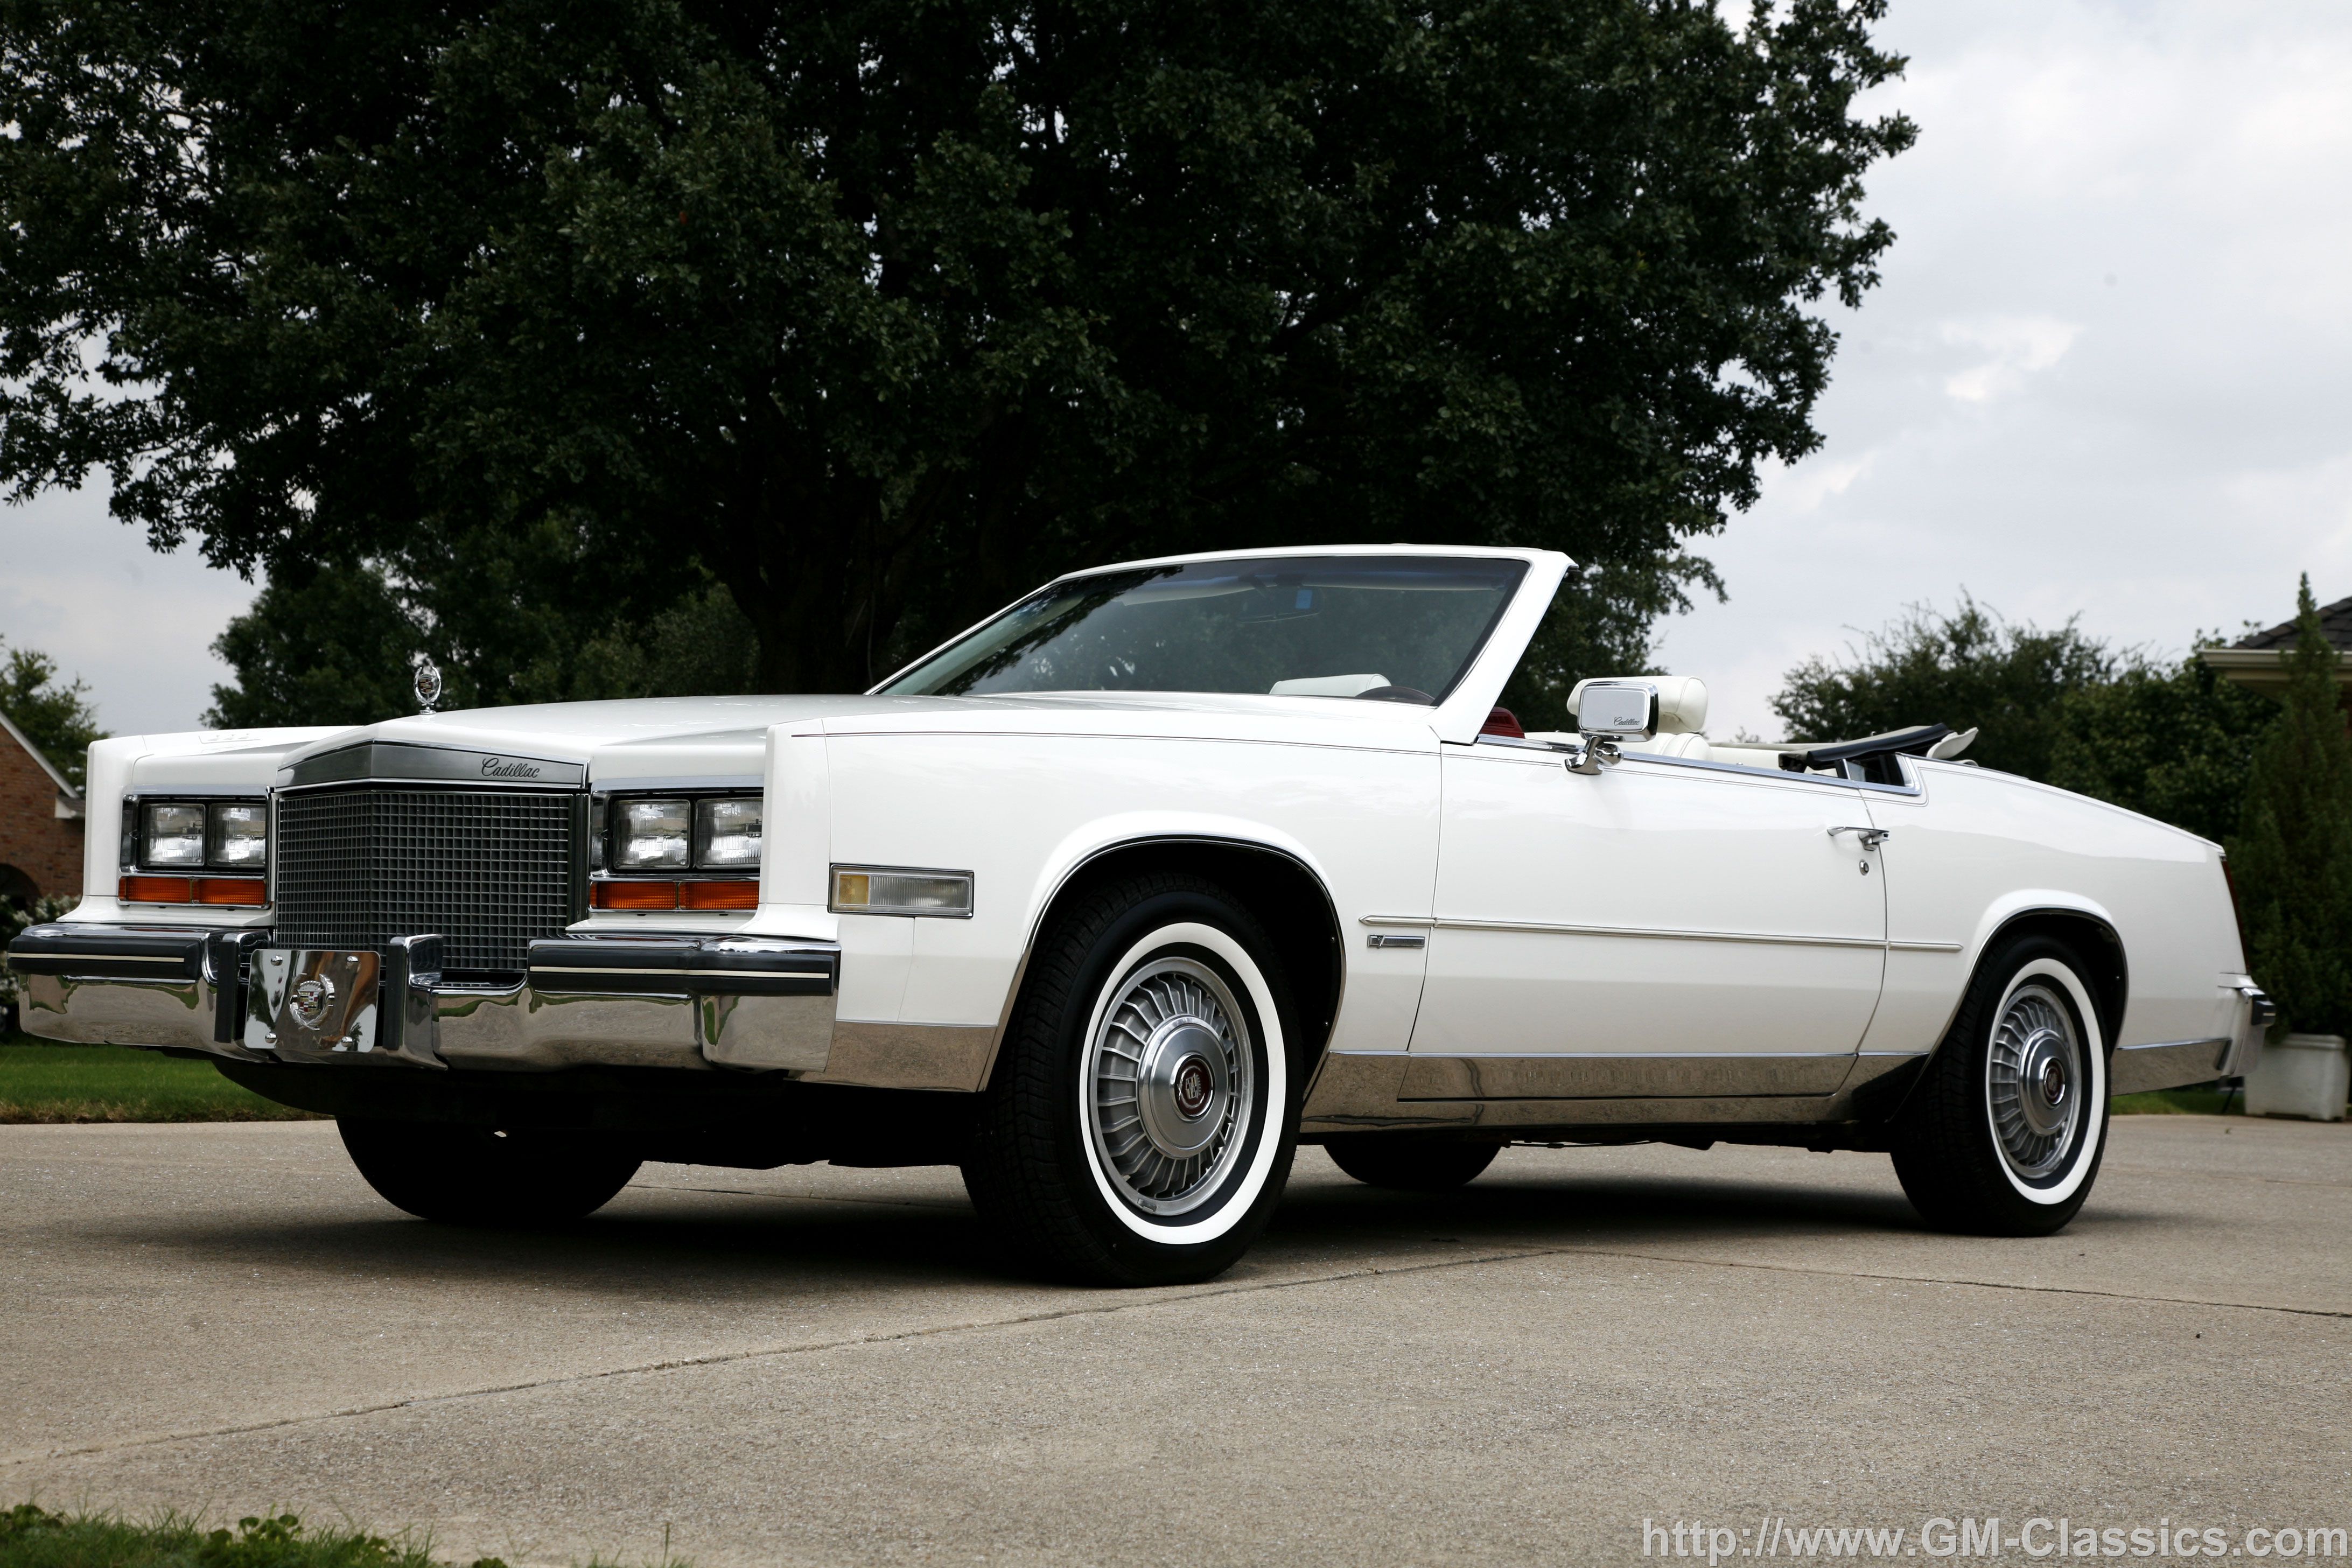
[0,710,85,903]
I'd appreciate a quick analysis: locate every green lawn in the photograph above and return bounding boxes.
[2110,1085,2241,1116]
[0,1505,678,1568]
[0,1508,474,1568]
[0,1035,319,1123]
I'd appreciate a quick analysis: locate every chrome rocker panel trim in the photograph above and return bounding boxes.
[2108,1037,2234,1096]
[1300,1049,1928,1132]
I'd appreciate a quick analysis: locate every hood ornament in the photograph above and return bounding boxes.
[413,655,444,714]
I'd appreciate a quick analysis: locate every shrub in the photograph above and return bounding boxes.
[2227,577,2352,1038]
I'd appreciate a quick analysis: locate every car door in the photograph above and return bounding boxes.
[1400,742,1887,1099]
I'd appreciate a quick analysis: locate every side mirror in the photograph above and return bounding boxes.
[1576,682,1657,740]
[1562,681,1656,774]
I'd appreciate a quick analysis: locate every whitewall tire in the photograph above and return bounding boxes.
[963,874,1300,1285]
[1890,935,2111,1236]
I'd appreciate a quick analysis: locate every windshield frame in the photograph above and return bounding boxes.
[866,545,1571,746]
[871,550,1533,708]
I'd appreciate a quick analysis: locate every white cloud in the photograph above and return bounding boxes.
[1,484,256,737]
[1940,317,2079,404]
[1762,454,1872,514]
[1660,0,2352,740]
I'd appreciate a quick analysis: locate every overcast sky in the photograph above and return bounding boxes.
[5,0,2349,740]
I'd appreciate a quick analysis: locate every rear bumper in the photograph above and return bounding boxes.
[8,922,841,1078]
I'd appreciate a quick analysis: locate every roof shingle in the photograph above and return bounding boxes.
[2235,594,2352,652]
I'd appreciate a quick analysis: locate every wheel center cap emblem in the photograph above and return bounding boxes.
[289,974,337,1030]
[2039,1058,2067,1106]
[1172,1056,1216,1119]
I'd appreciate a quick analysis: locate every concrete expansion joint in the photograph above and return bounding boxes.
[4,1238,2340,1474]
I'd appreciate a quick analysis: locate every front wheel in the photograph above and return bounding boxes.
[339,1118,642,1226]
[1889,936,2110,1236]
[962,874,1300,1286]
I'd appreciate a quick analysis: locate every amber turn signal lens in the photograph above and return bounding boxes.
[593,880,679,911]
[119,874,194,904]
[679,879,759,911]
[193,877,268,907]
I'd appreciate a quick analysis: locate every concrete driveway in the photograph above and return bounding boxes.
[2,1115,2346,1566]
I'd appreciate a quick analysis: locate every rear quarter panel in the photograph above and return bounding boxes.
[1863,760,2244,1056]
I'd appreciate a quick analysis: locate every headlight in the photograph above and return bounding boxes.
[143,803,207,866]
[616,799,692,870]
[207,803,269,869]
[694,798,762,868]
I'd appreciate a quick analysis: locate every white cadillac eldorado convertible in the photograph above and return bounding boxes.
[10,547,2272,1284]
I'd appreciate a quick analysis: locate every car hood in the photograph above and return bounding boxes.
[277,689,1444,786]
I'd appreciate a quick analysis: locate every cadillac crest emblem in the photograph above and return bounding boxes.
[413,655,444,713]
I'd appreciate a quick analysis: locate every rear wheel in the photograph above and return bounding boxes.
[963,874,1300,1286]
[1889,936,2110,1236]
[339,1118,641,1226]
[1324,1136,1499,1192]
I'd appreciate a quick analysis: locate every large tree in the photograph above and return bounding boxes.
[0,641,104,789]
[3,0,1912,706]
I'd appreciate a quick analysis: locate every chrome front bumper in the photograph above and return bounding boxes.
[9,923,839,1077]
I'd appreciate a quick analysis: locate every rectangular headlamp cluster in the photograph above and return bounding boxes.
[121,799,268,906]
[595,793,762,914]
[137,800,268,871]
[830,866,974,918]
[611,796,762,871]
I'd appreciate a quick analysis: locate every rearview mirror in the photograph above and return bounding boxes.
[1576,683,1656,739]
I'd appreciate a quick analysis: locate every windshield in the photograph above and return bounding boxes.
[877,555,1528,703]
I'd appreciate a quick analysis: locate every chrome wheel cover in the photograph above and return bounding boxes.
[1987,982,2084,1180]
[1086,956,1256,1217]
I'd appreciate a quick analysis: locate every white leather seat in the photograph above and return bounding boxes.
[1566,675,1709,735]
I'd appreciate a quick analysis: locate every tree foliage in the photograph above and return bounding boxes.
[2,0,1913,710]
[1769,594,2117,782]
[2045,647,2273,849]
[0,640,103,789]
[205,568,759,728]
[2227,577,2352,1038]
[1768,594,2279,848]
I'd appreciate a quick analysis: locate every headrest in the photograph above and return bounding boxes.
[1566,675,1709,736]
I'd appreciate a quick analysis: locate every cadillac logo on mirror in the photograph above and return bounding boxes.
[288,972,337,1030]
[413,655,444,713]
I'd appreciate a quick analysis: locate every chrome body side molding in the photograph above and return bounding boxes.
[1358,913,1960,954]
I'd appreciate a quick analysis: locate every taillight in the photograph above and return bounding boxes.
[2221,854,2251,963]
[1481,706,1525,739]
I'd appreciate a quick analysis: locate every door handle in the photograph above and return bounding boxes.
[1828,825,1890,849]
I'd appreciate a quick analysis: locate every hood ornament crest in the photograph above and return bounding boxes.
[412,655,444,714]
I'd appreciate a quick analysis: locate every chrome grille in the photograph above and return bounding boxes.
[273,788,577,974]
